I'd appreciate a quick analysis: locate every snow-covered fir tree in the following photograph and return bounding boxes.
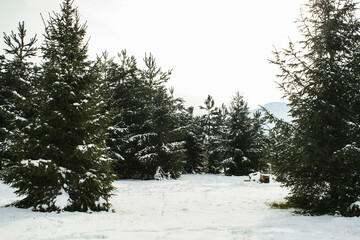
[223,92,264,176]
[182,107,206,174]
[0,22,38,175]
[3,0,114,212]
[265,0,360,216]
[108,53,186,179]
[199,95,229,174]
[104,51,146,179]
[146,84,186,179]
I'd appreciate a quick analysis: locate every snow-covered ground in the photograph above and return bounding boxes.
[1,174,359,240]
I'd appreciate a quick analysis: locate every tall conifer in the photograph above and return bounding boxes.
[266,0,360,216]
[0,22,37,173]
[4,0,114,212]
[183,107,205,174]
[199,95,228,173]
[224,92,264,176]
[108,53,186,179]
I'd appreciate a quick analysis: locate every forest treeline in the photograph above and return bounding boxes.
[0,0,359,216]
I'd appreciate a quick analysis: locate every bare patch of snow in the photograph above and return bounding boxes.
[0,175,359,239]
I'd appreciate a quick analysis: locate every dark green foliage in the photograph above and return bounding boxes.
[101,51,142,179]
[0,55,5,171]
[197,94,266,176]
[265,0,360,216]
[182,107,205,174]
[199,95,228,174]
[147,85,186,179]
[3,0,114,212]
[223,92,265,176]
[0,22,38,176]
[106,52,186,180]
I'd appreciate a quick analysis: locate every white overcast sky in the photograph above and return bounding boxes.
[0,0,308,110]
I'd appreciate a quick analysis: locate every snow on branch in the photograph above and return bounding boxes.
[20,159,52,167]
[76,144,95,152]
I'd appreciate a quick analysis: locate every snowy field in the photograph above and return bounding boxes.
[1,174,359,240]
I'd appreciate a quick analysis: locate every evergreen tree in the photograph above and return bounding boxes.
[199,95,228,174]
[223,92,264,176]
[265,0,360,216]
[212,103,230,172]
[136,54,186,179]
[109,53,186,179]
[0,22,38,174]
[106,51,151,179]
[4,0,114,212]
[0,54,5,171]
[182,107,205,174]
[147,84,186,179]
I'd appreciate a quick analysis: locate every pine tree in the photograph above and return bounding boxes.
[223,92,265,176]
[266,0,360,216]
[223,93,253,175]
[105,50,148,179]
[250,110,267,172]
[212,104,230,172]
[109,53,186,179]
[136,54,186,179]
[182,107,205,174]
[4,0,114,212]
[0,22,38,175]
[199,95,228,174]
[147,84,186,179]
[0,54,5,171]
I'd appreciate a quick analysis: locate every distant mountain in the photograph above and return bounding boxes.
[251,102,291,122]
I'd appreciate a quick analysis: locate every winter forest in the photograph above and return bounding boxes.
[1,0,360,239]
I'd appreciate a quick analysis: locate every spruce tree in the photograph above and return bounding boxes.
[4,0,114,212]
[147,84,186,179]
[105,51,147,179]
[182,107,205,174]
[223,92,264,176]
[136,54,186,179]
[266,0,360,216]
[199,95,228,174]
[0,54,5,171]
[108,53,186,179]
[0,22,38,175]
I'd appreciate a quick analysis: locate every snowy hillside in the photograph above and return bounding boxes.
[1,174,359,240]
